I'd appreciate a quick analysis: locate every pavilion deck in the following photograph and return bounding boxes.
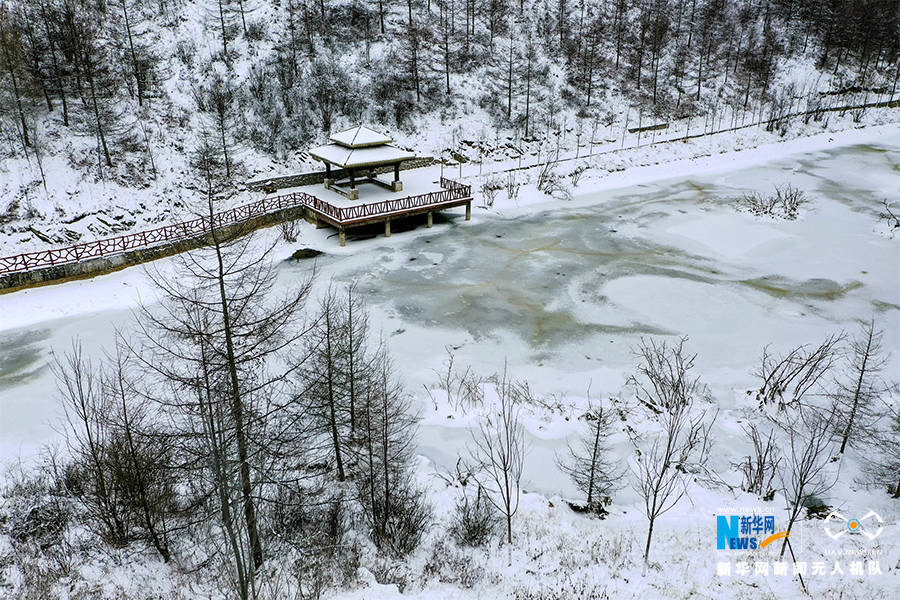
[270,172,472,246]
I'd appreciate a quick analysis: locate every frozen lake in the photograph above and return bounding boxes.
[1,135,898,497]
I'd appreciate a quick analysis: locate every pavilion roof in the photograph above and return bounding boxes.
[329,125,393,148]
[308,143,416,169]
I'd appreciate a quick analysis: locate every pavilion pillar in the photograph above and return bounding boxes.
[385,219,391,237]
[339,229,346,246]
[465,201,471,221]
[426,211,433,228]
[349,168,356,189]
[391,162,403,192]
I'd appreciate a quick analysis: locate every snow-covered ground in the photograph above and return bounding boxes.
[1,125,898,599]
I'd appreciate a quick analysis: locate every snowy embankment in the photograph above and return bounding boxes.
[1,125,898,600]
[0,99,896,260]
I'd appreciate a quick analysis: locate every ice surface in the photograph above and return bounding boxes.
[0,130,898,599]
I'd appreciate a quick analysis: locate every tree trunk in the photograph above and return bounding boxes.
[643,516,655,565]
[209,198,264,571]
[381,372,391,538]
[507,39,513,119]
[218,0,228,58]
[325,307,346,482]
[85,69,112,167]
[40,1,69,126]
[587,418,601,505]
[121,0,143,107]
[840,324,873,454]
[198,359,250,600]
[1,40,29,148]
[217,105,231,178]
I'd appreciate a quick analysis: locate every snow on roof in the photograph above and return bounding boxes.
[329,125,393,148]
[308,143,416,169]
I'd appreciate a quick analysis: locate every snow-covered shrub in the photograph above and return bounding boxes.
[742,189,780,216]
[537,161,571,199]
[1,462,80,600]
[279,219,299,243]
[733,421,781,500]
[355,467,431,559]
[506,172,522,201]
[480,176,504,207]
[879,198,900,232]
[426,347,485,412]
[423,538,485,588]
[569,163,589,186]
[245,20,267,42]
[751,334,842,410]
[3,465,70,551]
[776,184,808,218]
[449,485,499,548]
[741,183,808,219]
[174,39,197,69]
[509,577,609,599]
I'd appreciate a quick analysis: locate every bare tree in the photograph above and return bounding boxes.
[733,421,781,500]
[205,76,237,179]
[53,342,128,546]
[831,318,893,454]
[773,405,839,571]
[339,282,375,435]
[352,349,430,556]
[301,284,350,482]
[628,337,715,570]
[0,5,32,148]
[752,334,843,410]
[53,341,176,561]
[556,396,623,513]
[469,369,527,556]
[130,136,313,599]
[101,343,175,562]
[859,398,900,498]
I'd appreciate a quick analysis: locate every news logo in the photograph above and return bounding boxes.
[823,509,884,541]
[716,514,790,550]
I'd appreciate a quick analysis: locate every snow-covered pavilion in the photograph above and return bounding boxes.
[309,125,416,200]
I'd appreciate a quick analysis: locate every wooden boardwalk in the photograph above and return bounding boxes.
[0,177,472,276]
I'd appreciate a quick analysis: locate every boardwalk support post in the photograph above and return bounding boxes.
[339,229,346,247]
[385,220,391,237]
[427,211,433,228]
[465,201,471,221]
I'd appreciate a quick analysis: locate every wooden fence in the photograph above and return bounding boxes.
[0,178,471,275]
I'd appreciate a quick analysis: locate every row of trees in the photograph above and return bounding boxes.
[547,319,897,579]
[51,188,432,598]
[2,1,897,180]
[0,0,163,178]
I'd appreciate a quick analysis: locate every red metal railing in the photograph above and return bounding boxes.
[0,178,471,275]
